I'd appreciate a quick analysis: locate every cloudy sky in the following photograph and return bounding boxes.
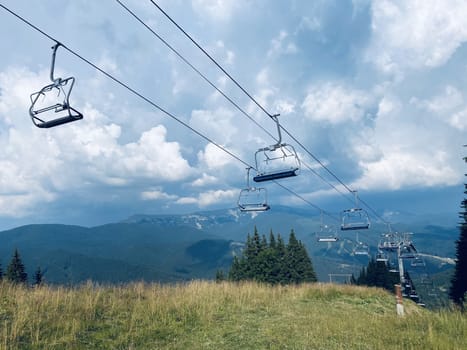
[0,0,465,230]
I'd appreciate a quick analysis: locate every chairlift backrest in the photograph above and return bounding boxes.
[29,43,83,128]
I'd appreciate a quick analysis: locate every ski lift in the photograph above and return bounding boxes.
[353,232,369,256]
[376,250,388,263]
[399,234,417,259]
[378,230,399,252]
[237,167,270,212]
[29,43,83,128]
[253,114,300,182]
[315,211,339,242]
[340,191,370,231]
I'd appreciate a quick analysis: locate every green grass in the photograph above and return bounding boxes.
[0,280,465,349]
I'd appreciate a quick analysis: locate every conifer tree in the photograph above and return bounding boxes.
[6,248,28,284]
[355,258,398,292]
[228,256,244,281]
[449,152,467,308]
[0,262,3,280]
[34,266,44,286]
[215,269,225,283]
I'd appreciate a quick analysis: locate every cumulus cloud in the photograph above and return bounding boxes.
[191,173,219,187]
[350,95,463,190]
[198,189,237,206]
[410,85,467,131]
[0,66,194,217]
[120,125,193,181]
[197,142,236,170]
[141,189,178,201]
[267,30,298,57]
[192,0,242,21]
[301,83,373,124]
[367,0,467,74]
[190,107,237,144]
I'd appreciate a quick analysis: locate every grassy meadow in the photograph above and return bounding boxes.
[0,280,466,349]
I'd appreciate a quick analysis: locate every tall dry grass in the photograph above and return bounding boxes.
[0,280,465,349]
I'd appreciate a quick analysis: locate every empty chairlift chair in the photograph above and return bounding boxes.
[29,43,83,128]
[237,167,270,212]
[353,232,369,256]
[340,191,370,231]
[315,211,339,242]
[253,114,300,182]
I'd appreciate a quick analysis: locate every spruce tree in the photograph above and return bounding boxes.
[449,152,467,308]
[0,262,3,280]
[34,266,44,286]
[6,249,28,284]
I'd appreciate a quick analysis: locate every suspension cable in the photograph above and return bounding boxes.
[148,0,389,224]
[0,2,340,223]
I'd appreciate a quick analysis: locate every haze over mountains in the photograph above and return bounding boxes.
[0,206,458,288]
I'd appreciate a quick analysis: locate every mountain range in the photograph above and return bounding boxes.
[0,206,458,293]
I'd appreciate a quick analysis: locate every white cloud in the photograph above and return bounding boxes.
[448,109,467,131]
[198,189,237,206]
[175,197,198,205]
[354,151,460,190]
[190,107,237,144]
[367,0,467,74]
[410,85,463,114]
[191,173,219,187]
[197,142,235,170]
[349,94,463,190]
[191,0,242,21]
[120,125,193,181]
[141,189,178,201]
[410,86,467,131]
[0,66,194,217]
[267,30,298,57]
[302,83,373,124]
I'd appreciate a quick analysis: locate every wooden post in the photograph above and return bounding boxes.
[395,284,404,316]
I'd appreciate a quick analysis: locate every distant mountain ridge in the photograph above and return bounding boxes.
[0,206,459,289]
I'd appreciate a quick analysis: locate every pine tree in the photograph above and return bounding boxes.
[34,266,44,286]
[215,269,226,283]
[283,230,317,284]
[355,258,398,292]
[6,249,28,284]
[228,256,244,281]
[449,152,467,308]
[0,262,3,280]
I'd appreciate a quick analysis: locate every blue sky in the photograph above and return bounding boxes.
[0,0,465,230]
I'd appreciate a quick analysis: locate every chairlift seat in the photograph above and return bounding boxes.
[253,169,298,182]
[317,237,339,243]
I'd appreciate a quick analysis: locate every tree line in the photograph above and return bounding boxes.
[0,248,43,286]
[219,227,317,285]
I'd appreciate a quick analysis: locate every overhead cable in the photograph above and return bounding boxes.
[0,3,339,223]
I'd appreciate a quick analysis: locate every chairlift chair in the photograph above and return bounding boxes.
[237,167,270,212]
[376,250,388,263]
[253,114,300,182]
[352,232,369,256]
[29,43,83,128]
[315,212,339,242]
[340,191,370,231]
